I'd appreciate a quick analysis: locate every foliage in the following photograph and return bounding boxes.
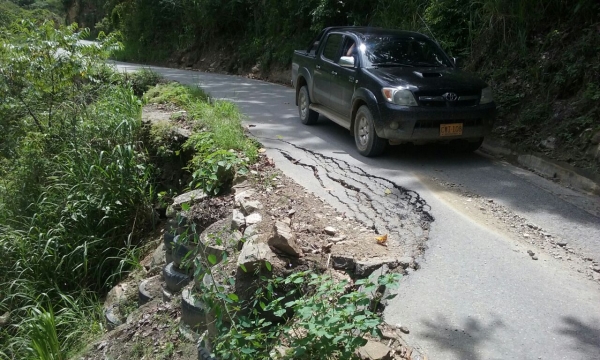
[193,249,401,360]
[144,82,258,195]
[125,68,163,96]
[0,21,152,358]
[0,0,62,29]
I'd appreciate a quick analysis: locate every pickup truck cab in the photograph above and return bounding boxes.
[292,26,496,156]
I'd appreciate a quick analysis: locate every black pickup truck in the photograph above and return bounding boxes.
[292,26,496,156]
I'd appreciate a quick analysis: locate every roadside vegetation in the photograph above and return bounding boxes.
[78,0,599,172]
[0,18,256,359]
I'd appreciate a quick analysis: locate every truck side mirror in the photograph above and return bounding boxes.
[339,56,355,68]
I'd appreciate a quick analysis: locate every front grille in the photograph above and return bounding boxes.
[415,119,483,129]
[415,91,480,108]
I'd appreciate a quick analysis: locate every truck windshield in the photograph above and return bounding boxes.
[363,36,452,68]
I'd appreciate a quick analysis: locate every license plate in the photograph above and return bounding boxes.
[440,123,463,136]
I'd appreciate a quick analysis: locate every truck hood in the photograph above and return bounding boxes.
[364,67,488,93]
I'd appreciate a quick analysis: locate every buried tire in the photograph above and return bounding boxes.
[354,105,386,157]
[163,262,190,293]
[181,286,207,330]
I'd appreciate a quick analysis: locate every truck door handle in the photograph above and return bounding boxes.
[316,65,321,69]
[331,71,337,75]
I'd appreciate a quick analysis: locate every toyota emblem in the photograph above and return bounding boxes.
[444,92,458,101]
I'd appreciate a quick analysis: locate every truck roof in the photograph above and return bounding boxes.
[322,26,431,41]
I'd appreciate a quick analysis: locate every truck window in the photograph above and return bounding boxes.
[322,34,343,62]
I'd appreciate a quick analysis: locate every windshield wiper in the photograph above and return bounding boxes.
[372,62,414,68]
[411,62,447,68]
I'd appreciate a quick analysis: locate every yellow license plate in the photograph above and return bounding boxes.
[440,123,463,136]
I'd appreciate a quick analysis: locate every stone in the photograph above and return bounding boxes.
[355,258,397,277]
[150,242,166,269]
[532,256,539,260]
[330,235,347,243]
[527,250,535,256]
[557,241,568,247]
[166,189,207,217]
[231,209,246,230]
[240,200,263,215]
[324,226,337,235]
[269,346,291,359]
[245,213,262,225]
[358,340,393,360]
[237,240,274,272]
[397,257,414,269]
[267,221,302,257]
[234,190,255,207]
[400,325,410,334]
[244,224,259,237]
[591,265,600,273]
[540,136,556,150]
[331,254,355,270]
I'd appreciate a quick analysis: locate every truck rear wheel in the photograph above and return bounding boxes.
[354,105,386,157]
[298,86,319,125]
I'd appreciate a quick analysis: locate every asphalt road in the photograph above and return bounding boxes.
[116,63,600,360]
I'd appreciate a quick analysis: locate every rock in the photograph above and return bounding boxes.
[234,190,255,207]
[244,224,259,237]
[590,130,600,145]
[231,209,246,230]
[331,254,355,270]
[267,221,302,257]
[232,173,248,186]
[591,265,600,273]
[557,241,568,247]
[240,200,263,215]
[166,189,207,217]
[532,256,539,260]
[397,257,414,269]
[400,325,410,334]
[355,258,397,277]
[324,226,337,235]
[540,136,556,150]
[245,213,262,225]
[150,242,166,270]
[523,233,531,238]
[237,240,274,272]
[330,235,347,243]
[358,340,393,360]
[527,250,535,256]
[269,346,290,359]
[0,312,10,327]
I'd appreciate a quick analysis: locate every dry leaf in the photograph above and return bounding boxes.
[384,188,392,195]
[258,148,267,153]
[375,234,388,246]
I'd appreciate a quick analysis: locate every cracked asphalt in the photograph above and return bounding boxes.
[116,63,600,360]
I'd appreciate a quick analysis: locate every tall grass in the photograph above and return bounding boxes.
[0,21,154,358]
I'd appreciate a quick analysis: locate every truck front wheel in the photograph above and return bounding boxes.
[354,105,386,157]
[298,86,319,125]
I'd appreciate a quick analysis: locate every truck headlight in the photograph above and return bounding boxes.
[382,87,418,106]
[480,87,494,104]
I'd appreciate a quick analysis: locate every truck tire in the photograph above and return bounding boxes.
[298,86,319,125]
[354,105,386,157]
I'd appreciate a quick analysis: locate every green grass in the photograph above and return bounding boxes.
[0,22,154,359]
[144,82,259,195]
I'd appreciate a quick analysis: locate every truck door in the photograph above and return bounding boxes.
[312,33,343,107]
[330,36,358,120]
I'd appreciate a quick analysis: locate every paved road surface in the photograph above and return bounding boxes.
[116,63,600,360]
